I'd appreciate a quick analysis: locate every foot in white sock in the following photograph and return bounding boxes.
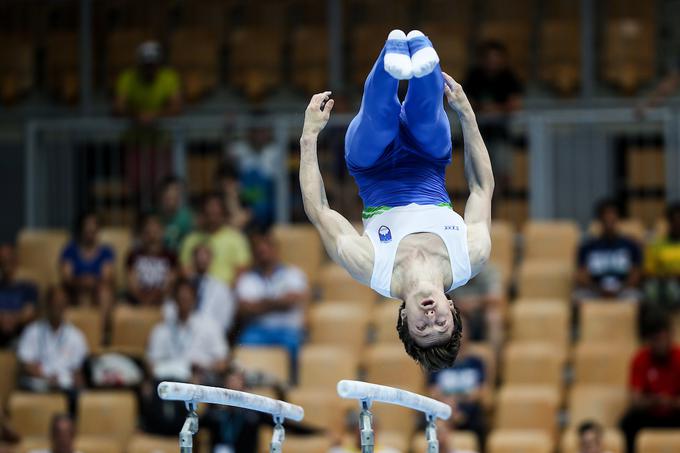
[384,29,413,80]
[407,30,439,78]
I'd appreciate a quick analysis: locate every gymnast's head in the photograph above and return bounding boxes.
[396,293,463,371]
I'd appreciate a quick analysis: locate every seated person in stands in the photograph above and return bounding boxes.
[428,317,486,448]
[163,243,235,335]
[159,176,193,252]
[0,408,20,453]
[235,227,309,376]
[147,278,228,384]
[620,311,680,453]
[60,212,115,305]
[0,244,38,347]
[645,202,680,309]
[215,159,252,230]
[180,194,251,286]
[574,200,642,303]
[17,286,88,391]
[127,213,177,306]
[28,414,76,453]
[451,264,504,353]
[577,421,611,453]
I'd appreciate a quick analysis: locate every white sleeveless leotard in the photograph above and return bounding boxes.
[363,203,472,298]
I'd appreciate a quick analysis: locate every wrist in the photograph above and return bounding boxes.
[301,130,319,142]
[458,108,477,124]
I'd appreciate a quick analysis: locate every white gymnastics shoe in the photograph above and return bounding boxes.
[407,30,440,78]
[384,29,413,80]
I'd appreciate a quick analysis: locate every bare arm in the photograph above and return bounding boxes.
[299,92,373,283]
[443,73,494,276]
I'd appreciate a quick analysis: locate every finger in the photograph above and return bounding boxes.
[442,71,455,87]
[323,98,335,113]
[308,91,330,109]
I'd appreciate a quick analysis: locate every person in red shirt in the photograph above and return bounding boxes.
[620,311,680,453]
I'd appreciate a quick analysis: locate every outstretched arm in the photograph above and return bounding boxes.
[443,73,494,275]
[300,92,373,283]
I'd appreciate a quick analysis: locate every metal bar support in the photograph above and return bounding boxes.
[179,402,198,453]
[269,415,285,453]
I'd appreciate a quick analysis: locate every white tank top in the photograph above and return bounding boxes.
[363,203,471,298]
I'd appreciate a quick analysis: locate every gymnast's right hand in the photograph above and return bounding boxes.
[442,72,473,118]
[302,91,335,136]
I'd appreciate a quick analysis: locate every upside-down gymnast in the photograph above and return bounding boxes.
[300,29,494,371]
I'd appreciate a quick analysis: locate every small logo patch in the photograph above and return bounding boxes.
[378,225,392,243]
[444,225,459,231]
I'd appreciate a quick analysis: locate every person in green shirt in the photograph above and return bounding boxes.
[645,202,680,309]
[180,194,251,286]
[159,176,193,251]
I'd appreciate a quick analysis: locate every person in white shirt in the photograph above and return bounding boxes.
[148,278,229,383]
[29,413,79,453]
[164,243,235,334]
[17,286,88,391]
[235,227,310,378]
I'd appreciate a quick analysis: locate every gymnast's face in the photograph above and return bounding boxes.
[401,295,455,347]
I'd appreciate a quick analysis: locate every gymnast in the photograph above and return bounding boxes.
[300,30,494,371]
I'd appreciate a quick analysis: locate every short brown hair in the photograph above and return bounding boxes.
[396,301,463,372]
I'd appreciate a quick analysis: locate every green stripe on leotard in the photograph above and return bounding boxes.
[361,202,453,219]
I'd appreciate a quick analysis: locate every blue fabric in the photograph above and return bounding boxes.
[408,35,432,54]
[345,45,452,208]
[577,236,642,288]
[385,38,409,55]
[238,324,304,382]
[0,281,38,311]
[428,356,486,395]
[60,240,115,278]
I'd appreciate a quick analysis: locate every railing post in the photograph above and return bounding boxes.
[172,127,187,180]
[665,108,680,201]
[24,122,38,228]
[528,114,554,219]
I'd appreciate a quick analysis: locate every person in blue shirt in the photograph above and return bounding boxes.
[575,199,643,303]
[59,212,115,304]
[0,244,38,347]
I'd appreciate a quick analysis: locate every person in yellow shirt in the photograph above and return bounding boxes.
[645,202,680,308]
[180,194,251,286]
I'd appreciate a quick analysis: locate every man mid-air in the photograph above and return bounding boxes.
[299,29,494,371]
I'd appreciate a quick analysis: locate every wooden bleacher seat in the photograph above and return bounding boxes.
[77,391,137,449]
[490,220,515,288]
[517,261,574,300]
[495,386,560,438]
[291,26,328,95]
[228,27,284,101]
[0,34,34,104]
[17,228,69,290]
[567,385,628,428]
[502,342,563,388]
[629,199,666,231]
[602,19,655,94]
[308,302,371,354]
[126,433,178,453]
[377,430,409,452]
[0,350,17,406]
[373,300,400,343]
[371,402,419,438]
[9,392,68,438]
[350,24,393,88]
[579,300,638,345]
[561,428,625,453]
[169,28,219,102]
[466,342,497,407]
[487,429,553,453]
[75,435,123,453]
[298,344,359,389]
[99,227,132,289]
[412,430,479,453]
[45,31,79,103]
[572,342,637,387]
[66,307,103,354]
[364,343,426,392]
[275,435,331,453]
[272,224,323,285]
[523,221,580,262]
[419,22,469,82]
[319,263,379,305]
[635,429,680,453]
[109,305,162,357]
[285,388,345,431]
[539,20,581,95]
[233,346,290,385]
[510,300,570,359]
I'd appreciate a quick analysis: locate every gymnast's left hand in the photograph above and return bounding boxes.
[302,91,335,136]
[442,72,473,118]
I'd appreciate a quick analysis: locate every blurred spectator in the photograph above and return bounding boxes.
[645,202,680,309]
[574,200,643,303]
[59,212,115,305]
[114,41,182,125]
[127,213,177,306]
[577,421,612,453]
[228,126,279,226]
[179,194,251,285]
[29,414,76,453]
[451,264,504,352]
[428,317,486,447]
[0,244,38,347]
[0,408,19,452]
[463,40,522,195]
[159,176,194,251]
[147,278,228,383]
[620,311,680,453]
[329,410,400,453]
[17,286,87,392]
[635,60,680,117]
[163,243,236,335]
[235,227,309,375]
[216,160,252,230]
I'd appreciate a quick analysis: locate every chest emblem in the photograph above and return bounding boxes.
[378,226,392,243]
